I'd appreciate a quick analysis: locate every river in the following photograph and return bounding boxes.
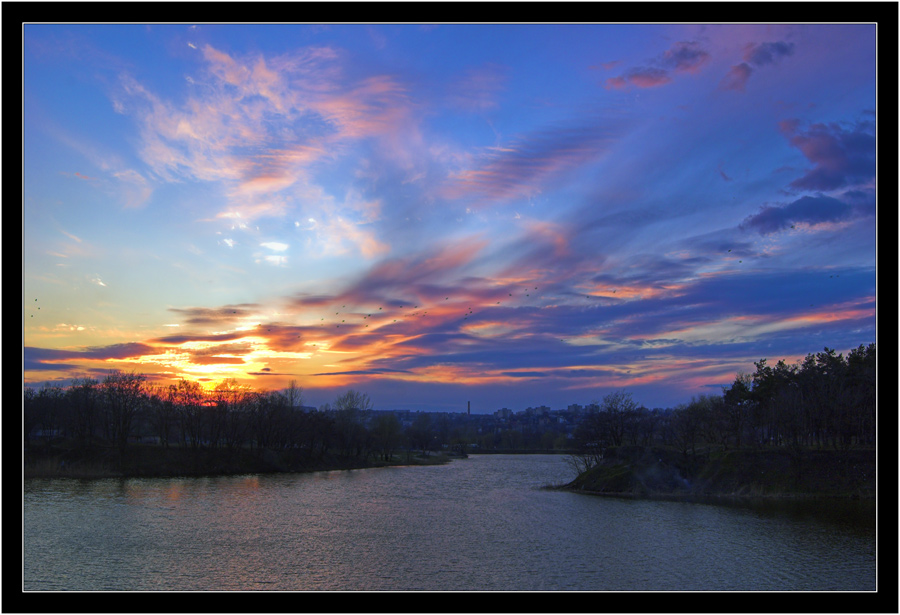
[23,454,876,591]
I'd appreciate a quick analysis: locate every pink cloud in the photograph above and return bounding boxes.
[718,63,753,91]
[604,67,671,90]
[604,41,708,91]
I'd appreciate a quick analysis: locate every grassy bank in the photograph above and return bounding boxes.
[562,445,875,500]
[23,444,452,480]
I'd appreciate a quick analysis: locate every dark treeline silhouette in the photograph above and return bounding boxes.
[24,375,383,466]
[570,343,876,473]
[24,373,530,473]
[24,343,875,477]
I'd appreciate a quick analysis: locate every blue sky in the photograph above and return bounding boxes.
[23,23,878,412]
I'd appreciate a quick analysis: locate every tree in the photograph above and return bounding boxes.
[253,390,286,452]
[408,412,434,456]
[101,370,146,454]
[67,377,100,445]
[671,400,704,456]
[846,343,876,446]
[722,373,753,448]
[24,385,65,448]
[173,378,206,450]
[211,379,253,452]
[372,413,402,461]
[284,379,303,409]
[333,389,373,459]
[147,384,177,448]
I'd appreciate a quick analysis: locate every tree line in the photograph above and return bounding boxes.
[24,342,876,470]
[25,375,399,464]
[570,343,876,472]
[24,375,492,464]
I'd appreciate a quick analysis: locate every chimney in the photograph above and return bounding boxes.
[468,401,471,416]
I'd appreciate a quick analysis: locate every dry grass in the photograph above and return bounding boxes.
[24,457,121,479]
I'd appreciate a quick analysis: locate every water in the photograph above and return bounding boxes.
[23,454,876,591]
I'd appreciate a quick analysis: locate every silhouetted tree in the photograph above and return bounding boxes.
[66,377,100,446]
[147,384,177,448]
[372,413,402,461]
[408,412,434,456]
[333,389,372,459]
[101,370,146,454]
[211,379,253,453]
[173,378,206,450]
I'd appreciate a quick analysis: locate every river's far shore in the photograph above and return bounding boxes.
[558,445,876,501]
[23,444,457,480]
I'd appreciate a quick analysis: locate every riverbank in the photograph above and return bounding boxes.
[560,445,875,501]
[23,444,454,480]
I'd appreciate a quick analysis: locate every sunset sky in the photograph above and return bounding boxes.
[23,23,878,412]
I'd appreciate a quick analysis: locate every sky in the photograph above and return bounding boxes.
[22,23,878,413]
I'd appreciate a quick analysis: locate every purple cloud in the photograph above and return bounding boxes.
[744,41,795,66]
[606,41,710,91]
[24,343,159,371]
[720,40,795,91]
[662,41,710,73]
[444,119,623,202]
[740,193,872,235]
[605,67,671,90]
[168,304,260,325]
[719,63,753,92]
[779,119,876,191]
[150,331,250,345]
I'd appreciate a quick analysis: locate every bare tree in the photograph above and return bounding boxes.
[372,413,402,461]
[101,370,146,453]
[333,389,372,459]
[173,379,206,450]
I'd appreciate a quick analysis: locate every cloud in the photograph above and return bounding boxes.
[443,117,622,203]
[167,304,260,326]
[605,67,671,90]
[116,43,417,224]
[740,193,873,235]
[336,237,488,304]
[189,355,246,365]
[24,343,161,371]
[743,41,795,67]
[661,41,710,74]
[112,168,153,208]
[589,61,621,71]
[314,216,390,259]
[720,40,794,91]
[189,342,255,357]
[718,63,753,92]
[314,368,412,377]
[605,41,709,91]
[445,63,508,112]
[151,331,252,345]
[779,119,876,191]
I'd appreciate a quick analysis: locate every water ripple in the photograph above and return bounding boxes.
[24,456,875,591]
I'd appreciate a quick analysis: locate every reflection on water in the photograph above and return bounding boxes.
[23,455,876,591]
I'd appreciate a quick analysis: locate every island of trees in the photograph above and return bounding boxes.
[24,343,876,498]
